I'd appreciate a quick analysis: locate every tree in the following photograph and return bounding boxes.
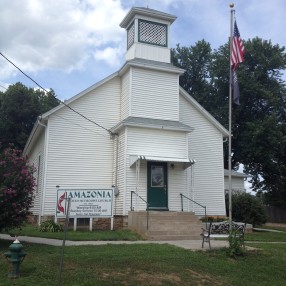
[171,38,286,206]
[0,145,36,231]
[233,39,286,204]
[171,40,214,107]
[0,82,60,151]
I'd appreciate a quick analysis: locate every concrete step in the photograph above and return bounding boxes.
[146,223,203,232]
[128,211,203,240]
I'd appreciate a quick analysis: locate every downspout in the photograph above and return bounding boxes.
[113,133,120,197]
[37,116,47,225]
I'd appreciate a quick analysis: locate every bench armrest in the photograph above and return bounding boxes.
[201,227,209,236]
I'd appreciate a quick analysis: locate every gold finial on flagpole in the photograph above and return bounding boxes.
[230,3,234,8]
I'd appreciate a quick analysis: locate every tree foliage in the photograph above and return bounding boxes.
[0,146,36,231]
[225,192,267,226]
[172,38,286,206]
[0,82,60,151]
[171,40,213,104]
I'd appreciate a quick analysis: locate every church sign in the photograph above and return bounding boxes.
[56,189,113,218]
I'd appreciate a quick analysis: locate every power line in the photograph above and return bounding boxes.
[0,52,48,92]
[54,114,110,139]
[0,52,114,136]
[0,84,7,90]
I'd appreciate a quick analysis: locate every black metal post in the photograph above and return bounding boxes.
[147,206,149,230]
[204,207,207,228]
[57,197,71,286]
[180,193,183,211]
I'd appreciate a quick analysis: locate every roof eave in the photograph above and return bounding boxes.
[179,87,229,137]
[110,121,193,134]
[41,72,119,120]
[120,7,177,28]
[23,118,46,155]
[118,60,185,77]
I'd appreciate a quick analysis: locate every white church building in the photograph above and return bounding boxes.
[24,7,229,239]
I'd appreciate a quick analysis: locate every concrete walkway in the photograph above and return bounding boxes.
[253,227,286,233]
[0,233,229,250]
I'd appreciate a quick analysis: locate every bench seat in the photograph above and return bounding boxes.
[201,221,246,249]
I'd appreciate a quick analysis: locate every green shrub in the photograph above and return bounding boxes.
[228,230,244,257]
[39,219,63,232]
[201,216,228,222]
[226,192,267,226]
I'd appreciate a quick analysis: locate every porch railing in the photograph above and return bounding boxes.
[180,193,207,226]
[130,191,150,230]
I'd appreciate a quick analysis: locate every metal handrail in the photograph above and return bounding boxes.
[130,191,150,230]
[180,193,207,225]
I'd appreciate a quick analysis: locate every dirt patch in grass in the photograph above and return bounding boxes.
[99,269,225,285]
[187,269,224,286]
[100,270,182,285]
[136,272,182,285]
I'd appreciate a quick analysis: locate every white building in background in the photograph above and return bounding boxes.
[24,7,229,234]
[224,170,249,193]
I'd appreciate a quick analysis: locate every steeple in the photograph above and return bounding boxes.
[120,7,177,63]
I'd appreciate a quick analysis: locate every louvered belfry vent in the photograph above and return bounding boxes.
[138,19,167,47]
[127,22,135,49]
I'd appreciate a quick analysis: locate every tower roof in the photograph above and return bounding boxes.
[120,7,177,28]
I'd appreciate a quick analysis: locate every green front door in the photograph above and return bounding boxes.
[147,161,168,210]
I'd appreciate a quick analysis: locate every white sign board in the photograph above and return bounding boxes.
[56,189,113,218]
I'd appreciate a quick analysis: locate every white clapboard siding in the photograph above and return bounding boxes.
[224,176,245,192]
[179,95,226,216]
[125,158,148,214]
[43,78,121,215]
[168,165,188,211]
[131,67,179,121]
[124,127,189,215]
[127,127,187,158]
[27,129,45,215]
[126,43,171,63]
[120,71,130,120]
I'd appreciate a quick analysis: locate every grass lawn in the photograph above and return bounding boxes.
[1,226,286,285]
[1,239,286,286]
[4,222,286,242]
[245,223,286,242]
[245,229,286,242]
[4,224,144,241]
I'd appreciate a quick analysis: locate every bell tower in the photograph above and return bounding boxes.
[120,7,176,63]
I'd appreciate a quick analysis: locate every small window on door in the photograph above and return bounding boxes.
[151,165,164,187]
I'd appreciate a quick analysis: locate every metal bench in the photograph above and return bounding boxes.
[201,221,246,249]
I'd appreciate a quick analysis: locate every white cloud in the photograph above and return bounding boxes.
[93,46,125,67]
[0,0,128,78]
[1,0,285,99]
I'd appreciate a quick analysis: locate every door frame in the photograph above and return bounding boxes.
[147,161,168,210]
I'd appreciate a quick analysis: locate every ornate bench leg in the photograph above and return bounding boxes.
[202,236,211,249]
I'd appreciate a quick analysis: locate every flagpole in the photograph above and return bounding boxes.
[228,3,235,227]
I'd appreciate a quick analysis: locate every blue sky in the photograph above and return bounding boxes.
[1,0,285,99]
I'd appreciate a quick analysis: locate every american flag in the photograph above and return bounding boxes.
[231,20,244,104]
[231,20,245,71]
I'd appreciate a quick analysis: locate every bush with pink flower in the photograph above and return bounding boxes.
[0,145,36,231]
